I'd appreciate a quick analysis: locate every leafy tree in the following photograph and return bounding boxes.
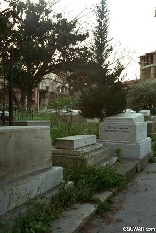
[0,0,89,110]
[54,47,92,95]
[127,79,156,115]
[49,96,78,114]
[78,0,127,120]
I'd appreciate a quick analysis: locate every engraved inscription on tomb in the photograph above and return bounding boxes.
[105,126,129,133]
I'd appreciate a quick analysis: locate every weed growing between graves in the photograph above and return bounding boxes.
[115,148,122,162]
[149,134,156,163]
[0,165,125,233]
[64,165,126,201]
[149,152,156,163]
[94,198,111,212]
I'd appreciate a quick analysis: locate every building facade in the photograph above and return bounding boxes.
[0,73,69,112]
[140,51,156,79]
[33,73,69,111]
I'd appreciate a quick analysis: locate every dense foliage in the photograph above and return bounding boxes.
[0,0,89,109]
[78,0,127,120]
[127,79,156,115]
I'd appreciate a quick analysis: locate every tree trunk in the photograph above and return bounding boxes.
[26,90,33,112]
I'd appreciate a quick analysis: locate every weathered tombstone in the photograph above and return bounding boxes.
[99,112,152,159]
[52,135,115,167]
[139,110,156,134]
[139,110,150,116]
[13,120,50,126]
[0,126,63,217]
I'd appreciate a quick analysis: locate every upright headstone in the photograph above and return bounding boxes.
[99,112,151,159]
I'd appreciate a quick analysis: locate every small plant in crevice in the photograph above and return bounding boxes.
[115,148,122,162]
[149,136,156,163]
[96,199,110,213]
[149,152,156,163]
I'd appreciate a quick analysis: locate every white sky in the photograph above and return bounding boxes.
[1,0,156,80]
[59,0,156,80]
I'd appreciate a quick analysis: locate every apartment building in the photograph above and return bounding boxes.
[33,73,69,111]
[0,73,69,112]
[140,51,156,79]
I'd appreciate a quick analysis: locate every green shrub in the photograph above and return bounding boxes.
[64,165,126,201]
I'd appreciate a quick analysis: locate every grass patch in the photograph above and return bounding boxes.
[64,165,125,201]
[51,121,99,145]
[13,111,99,145]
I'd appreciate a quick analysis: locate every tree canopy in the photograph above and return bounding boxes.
[0,0,89,109]
[78,0,127,120]
[127,79,156,115]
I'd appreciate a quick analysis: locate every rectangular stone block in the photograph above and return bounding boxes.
[99,122,147,142]
[103,113,144,123]
[102,137,152,159]
[139,110,150,116]
[0,167,63,216]
[52,147,112,167]
[55,135,96,150]
[13,121,50,126]
[53,143,103,156]
[147,121,156,134]
[0,126,52,184]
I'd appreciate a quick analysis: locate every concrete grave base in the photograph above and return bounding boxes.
[0,167,63,217]
[53,135,114,167]
[53,146,113,167]
[101,137,152,159]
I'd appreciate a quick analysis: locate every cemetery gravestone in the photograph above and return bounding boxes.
[53,135,115,167]
[99,112,152,159]
[0,126,63,217]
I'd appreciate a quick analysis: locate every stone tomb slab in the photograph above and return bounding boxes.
[99,122,147,142]
[52,146,113,168]
[0,167,63,216]
[139,110,150,116]
[53,143,103,156]
[99,113,147,142]
[0,126,52,184]
[102,113,144,123]
[99,112,151,159]
[102,137,152,159]
[55,135,96,150]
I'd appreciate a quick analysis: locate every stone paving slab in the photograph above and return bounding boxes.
[51,203,97,233]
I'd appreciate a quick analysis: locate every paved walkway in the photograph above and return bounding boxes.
[80,163,156,233]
